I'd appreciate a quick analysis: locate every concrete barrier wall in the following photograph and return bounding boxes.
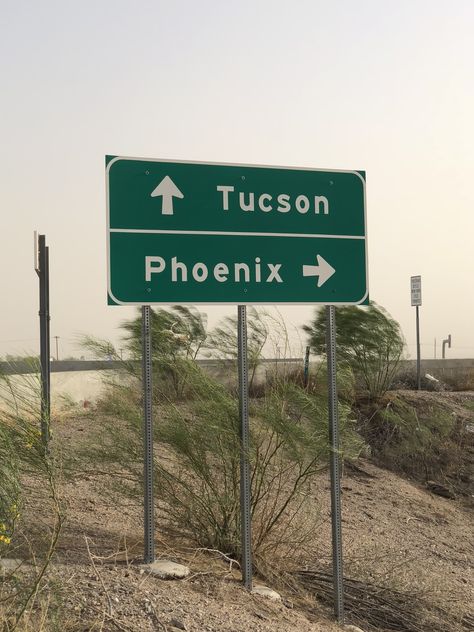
[1,358,472,411]
[0,360,123,375]
[0,371,117,413]
[3,357,473,375]
[0,359,304,410]
[0,358,303,375]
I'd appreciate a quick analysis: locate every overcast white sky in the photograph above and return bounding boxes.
[1,0,473,360]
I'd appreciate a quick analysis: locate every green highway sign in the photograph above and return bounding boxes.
[106,156,368,305]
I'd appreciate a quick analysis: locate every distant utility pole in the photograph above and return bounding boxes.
[410,276,422,390]
[54,336,60,361]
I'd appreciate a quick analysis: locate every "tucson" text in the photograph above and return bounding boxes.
[216,186,329,215]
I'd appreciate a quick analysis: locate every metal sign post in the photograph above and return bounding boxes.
[326,306,344,622]
[415,306,421,390]
[237,305,253,590]
[304,345,311,387]
[142,305,155,563]
[35,233,50,448]
[410,276,422,390]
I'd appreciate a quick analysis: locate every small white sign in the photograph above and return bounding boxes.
[411,275,422,306]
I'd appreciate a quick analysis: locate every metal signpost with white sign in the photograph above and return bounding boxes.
[410,275,422,390]
[106,156,368,622]
[34,232,51,450]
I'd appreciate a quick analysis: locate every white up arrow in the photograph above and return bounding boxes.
[302,255,336,287]
[150,176,184,215]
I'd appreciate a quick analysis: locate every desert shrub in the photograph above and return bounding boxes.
[0,370,43,556]
[358,393,470,486]
[163,371,363,560]
[268,361,357,412]
[77,308,366,566]
[391,368,453,392]
[0,370,63,630]
[249,381,364,557]
[80,359,365,566]
[0,423,20,553]
[441,371,474,392]
[303,303,405,400]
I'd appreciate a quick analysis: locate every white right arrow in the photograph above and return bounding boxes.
[150,176,184,215]
[302,255,336,287]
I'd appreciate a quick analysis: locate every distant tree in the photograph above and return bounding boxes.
[303,303,405,399]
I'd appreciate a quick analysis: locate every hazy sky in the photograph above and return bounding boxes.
[1,0,473,360]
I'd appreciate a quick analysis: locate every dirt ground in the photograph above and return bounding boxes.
[3,391,474,631]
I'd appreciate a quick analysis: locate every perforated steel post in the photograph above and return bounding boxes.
[238,305,253,590]
[416,306,421,390]
[142,305,155,564]
[37,234,50,449]
[326,305,344,622]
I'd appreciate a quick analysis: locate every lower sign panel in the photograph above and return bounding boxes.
[108,233,368,305]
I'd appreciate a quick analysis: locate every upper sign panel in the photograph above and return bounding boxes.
[106,156,368,305]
